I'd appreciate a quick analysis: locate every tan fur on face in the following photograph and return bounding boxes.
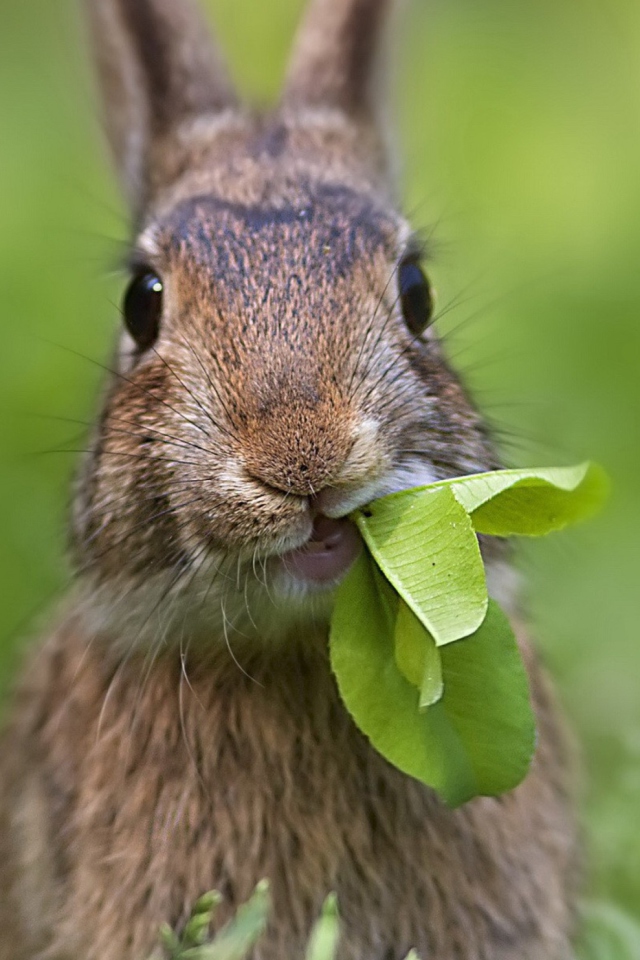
[70,158,495,644]
[0,0,581,957]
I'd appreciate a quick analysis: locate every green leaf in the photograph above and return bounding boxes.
[355,486,487,646]
[305,894,340,960]
[360,462,608,539]
[439,601,536,797]
[331,558,534,805]
[438,462,607,536]
[331,553,477,805]
[329,461,604,806]
[394,601,443,708]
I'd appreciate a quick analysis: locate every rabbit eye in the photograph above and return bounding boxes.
[123,271,164,350]
[398,259,434,336]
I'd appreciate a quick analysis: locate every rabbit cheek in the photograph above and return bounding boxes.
[74,433,190,585]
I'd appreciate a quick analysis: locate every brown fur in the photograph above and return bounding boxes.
[0,618,577,960]
[0,0,580,957]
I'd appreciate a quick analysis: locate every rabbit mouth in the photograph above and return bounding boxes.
[269,462,440,589]
[278,515,362,586]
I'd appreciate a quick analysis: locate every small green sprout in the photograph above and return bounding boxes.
[155,886,423,960]
[158,882,269,960]
[305,894,340,960]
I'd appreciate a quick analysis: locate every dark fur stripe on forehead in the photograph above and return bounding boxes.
[157,184,398,293]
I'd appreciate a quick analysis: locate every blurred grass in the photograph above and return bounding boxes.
[0,0,639,930]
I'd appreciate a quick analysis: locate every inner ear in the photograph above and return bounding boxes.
[282,0,398,173]
[86,0,239,215]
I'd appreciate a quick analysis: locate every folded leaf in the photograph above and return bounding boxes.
[331,461,605,806]
[354,486,487,646]
[330,557,535,806]
[331,553,477,805]
[390,462,607,537]
[439,600,536,797]
[393,600,443,708]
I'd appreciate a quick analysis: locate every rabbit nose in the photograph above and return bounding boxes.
[244,441,344,498]
[242,397,386,502]
[245,412,351,497]
[241,389,356,497]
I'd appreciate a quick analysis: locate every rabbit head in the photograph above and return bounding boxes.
[73,0,499,647]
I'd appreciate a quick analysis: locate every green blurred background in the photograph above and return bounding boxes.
[0,0,639,950]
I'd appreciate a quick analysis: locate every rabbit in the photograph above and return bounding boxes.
[0,0,580,958]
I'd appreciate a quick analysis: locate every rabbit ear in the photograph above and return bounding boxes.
[85,0,238,214]
[282,0,398,146]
